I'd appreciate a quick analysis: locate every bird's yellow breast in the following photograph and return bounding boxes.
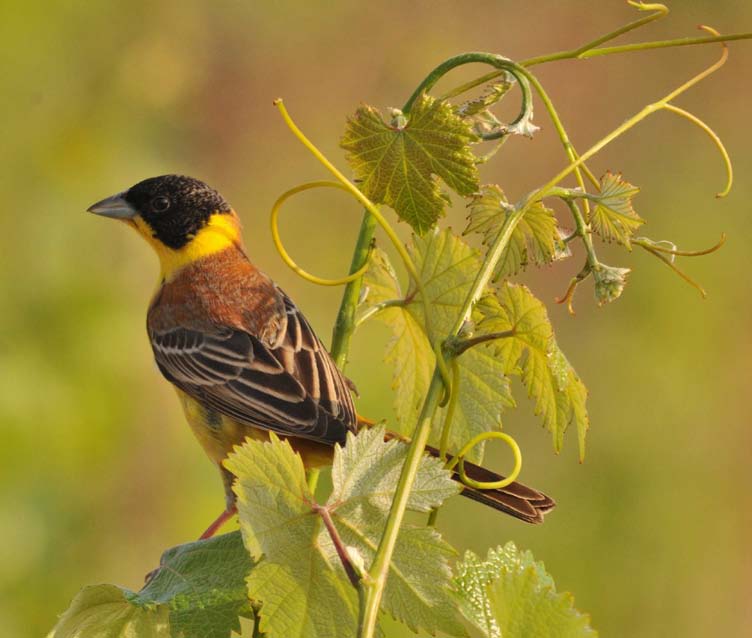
[174,388,333,469]
[174,388,250,464]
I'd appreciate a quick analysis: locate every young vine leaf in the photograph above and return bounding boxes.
[588,172,643,247]
[340,93,480,233]
[456,80,512,118]
[224,428,465,638]
[49,533,254,638]
[593,263,632,305]
[476,283,589,460]
[466,185,567,279]
[454,543,597,638]
[359,230,514,463]
[457,80,513,139]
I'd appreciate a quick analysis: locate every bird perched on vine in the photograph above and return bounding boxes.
[88,175,554,538]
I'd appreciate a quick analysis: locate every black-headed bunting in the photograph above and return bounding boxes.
[88,175,554,538]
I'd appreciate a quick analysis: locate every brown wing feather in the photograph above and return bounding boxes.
[148,252,356,444]
[277,293,355,425]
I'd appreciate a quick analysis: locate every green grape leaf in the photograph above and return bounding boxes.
[588,172,642,247]
[49,585,170,638]
[341,93,480,233]
[49,534,255,638]
[330,424,460,514]
[133,533,254,638]
[225,429,466,638]
[330,427,465,636]
[358,247,435,438]
[466,185,565,279]
[360,231,514,462]
[405,227,482,341]
[407,230,516,461]
[476,283,589,460]
[224,434,359,638]
[454,543,597,638]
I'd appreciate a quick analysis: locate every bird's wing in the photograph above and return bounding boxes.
[149,293,355,445]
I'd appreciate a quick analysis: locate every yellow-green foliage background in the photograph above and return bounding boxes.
[1,2,750,636]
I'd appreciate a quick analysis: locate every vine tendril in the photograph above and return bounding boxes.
[446,431,523,490]
[632,234,726,258]
[271,181,371,286]
[437,359,461,462]
[632,234,726,298]
[401,52,534,126]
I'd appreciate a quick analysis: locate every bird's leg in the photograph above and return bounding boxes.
[199,504,237,540]
[198,465,238,540]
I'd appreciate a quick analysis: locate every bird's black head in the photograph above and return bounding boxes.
[124,175,232,249]
[88,175,232,250]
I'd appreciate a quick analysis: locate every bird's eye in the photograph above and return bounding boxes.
[152,196,170,212]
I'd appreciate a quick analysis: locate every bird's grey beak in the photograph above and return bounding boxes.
[87,193,137,219]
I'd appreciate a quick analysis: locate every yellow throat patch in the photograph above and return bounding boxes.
[131,212,243,281]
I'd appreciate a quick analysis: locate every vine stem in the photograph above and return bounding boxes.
[357,371,445,634]
[532,31,752,62]
[441,1,669,99]
[564,198,598,271]
[358,208,523,638]
[353,298,406,329]
[311,502,361,587]
[330,211,377,367]
[451,34,751,98]
[453,329,517,355]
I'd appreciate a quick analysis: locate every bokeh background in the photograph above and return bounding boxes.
[1,2,750,636]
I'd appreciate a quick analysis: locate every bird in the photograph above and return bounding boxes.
[88,174,554,538]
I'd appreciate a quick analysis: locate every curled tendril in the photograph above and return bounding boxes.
[446,431,523,490]
[632,234,727,298]
[437,359,461,461]
[660,25,732,198]
[626,1,668,18]
[660,24,728,106]
[663,104,733,198]
[435,342,453,407]
[271,181,370,286]
[633,234,726,258]
[401,52,535,131]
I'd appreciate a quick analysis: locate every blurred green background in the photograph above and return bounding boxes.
[1,1,750,636]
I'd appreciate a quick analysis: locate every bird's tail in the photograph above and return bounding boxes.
[365,421,555,524]
[424,444,555,524]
